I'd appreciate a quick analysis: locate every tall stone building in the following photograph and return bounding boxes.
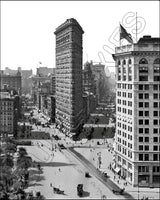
[0,92,15,137]
[54,18,84,135]
[113,36,160,187]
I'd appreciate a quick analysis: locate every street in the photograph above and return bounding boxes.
[20,108,160,200]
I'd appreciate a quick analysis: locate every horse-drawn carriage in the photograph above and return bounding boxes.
[53,187,64,195]
[77,184,83,197]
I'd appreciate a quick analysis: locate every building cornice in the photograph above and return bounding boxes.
[54,18,84,35]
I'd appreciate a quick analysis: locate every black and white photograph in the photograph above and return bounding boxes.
[0,1,160,199]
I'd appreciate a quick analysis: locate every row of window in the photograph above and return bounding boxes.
[139,145,160,151]
[117,107,132,115]
[139,119,160,125]
[138,166,160,173]
[117,83,132,89]
[117,58,160,65]
[139,153,160,161]
[0,117,13,120]
[0,103,13,106]
[0,112,13,115]
[139,102,160,108]
[139,84,160,90]
[117,144,133,158]
[117,99,132,107]
[117,75,132,81]
[139,75,160,82]
[118,67,132,74]
[139,128,160,134]
[0,107,13,110]
[118,66,159,75]
[117,137,133,149]
[117,123,133,130]
[117,92,132,98]
[139,136,160,143]
[139,66,160,73]
[1,124,13,126]
[139,111,160,117]
[117,128,133,136]
[117,75,160,82]
[139,93,160,100]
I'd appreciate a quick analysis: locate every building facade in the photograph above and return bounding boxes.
[55,18,84,135]
[36,67,53,77]
[83,62,97,95]
[50,71,56,95]
[0,71,22,95]
[30,74,51,105]
[113,36,160,187]
[3,67,32,94]
[0,92,14,137]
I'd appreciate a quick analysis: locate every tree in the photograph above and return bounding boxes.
[2,154,14,168]
[17,156,32,170]
[0,166,13,192]
[5,143,17,155]
[18,147,27,157]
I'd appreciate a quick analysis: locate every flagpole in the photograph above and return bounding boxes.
[136,12,138,43]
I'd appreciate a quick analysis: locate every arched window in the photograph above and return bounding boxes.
[153,58,160,73]
[139,58,148,64]
[128,59,132,65]
[118,60,121,65]
[153,58,160,64]
[123,60,126,65]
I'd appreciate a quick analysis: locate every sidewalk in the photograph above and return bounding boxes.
[74,146,160,200]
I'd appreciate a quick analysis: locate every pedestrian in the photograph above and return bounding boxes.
[117,180,119,184]
[50,183,52,187]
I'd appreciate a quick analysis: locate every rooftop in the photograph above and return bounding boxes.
[54,18,84,34]
[138,35,160,44]
[0,92,14,100]
[114,36,160,54]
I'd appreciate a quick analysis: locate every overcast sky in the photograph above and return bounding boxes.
[1,1,159,74]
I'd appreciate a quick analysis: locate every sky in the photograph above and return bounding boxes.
[1,1,159,74]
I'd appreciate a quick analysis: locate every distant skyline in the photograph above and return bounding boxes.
[1,1,159,74]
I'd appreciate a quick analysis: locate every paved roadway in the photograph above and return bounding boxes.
[67,147,135,200]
